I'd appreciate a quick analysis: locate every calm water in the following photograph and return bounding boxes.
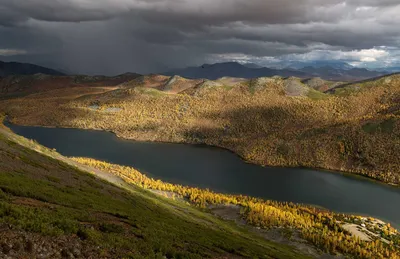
[6,122,400,228]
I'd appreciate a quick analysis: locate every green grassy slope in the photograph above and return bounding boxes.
[0,123,309,258]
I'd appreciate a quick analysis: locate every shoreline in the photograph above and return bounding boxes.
[73,156,400,233]
[4,116,399,189]
[2,116,399,231]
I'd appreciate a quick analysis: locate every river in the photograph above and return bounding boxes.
[6,122,400,228]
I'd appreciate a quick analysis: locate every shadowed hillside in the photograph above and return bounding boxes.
[0,73,141,99]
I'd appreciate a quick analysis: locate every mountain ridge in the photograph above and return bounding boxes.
[282,60,355,70]
[163,62,387,81]
[163,62,308,80]
[0,60,64,77]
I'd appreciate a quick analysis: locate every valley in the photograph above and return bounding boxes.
[2,1,400,258]
[1,62,400,258]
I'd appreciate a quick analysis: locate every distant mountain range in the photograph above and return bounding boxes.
[298,66,383,81]
[163,62,308,80]
[164,61,395,81]
[1,59,398,82]
[278,60,355,70]
[0,60,64,77]
[376,67,400,73]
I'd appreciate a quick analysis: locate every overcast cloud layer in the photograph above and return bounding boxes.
[0,0,399,75]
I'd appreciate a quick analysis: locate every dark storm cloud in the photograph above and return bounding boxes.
[2,0,398,25]
[0,0,129,23]
[0,0,399,74]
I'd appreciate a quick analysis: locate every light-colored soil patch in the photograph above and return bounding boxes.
[104,107,122,112]
[342,224,372,241]
[341,222,393,245]
[88,105,100,110]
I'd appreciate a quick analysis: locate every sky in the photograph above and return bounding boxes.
[0,0,400,75]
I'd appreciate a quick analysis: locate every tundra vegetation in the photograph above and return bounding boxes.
[1,74,399,186]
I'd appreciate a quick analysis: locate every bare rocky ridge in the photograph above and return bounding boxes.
[283,77,310,96]
[162,75,204,93]
[302,78,343,92]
